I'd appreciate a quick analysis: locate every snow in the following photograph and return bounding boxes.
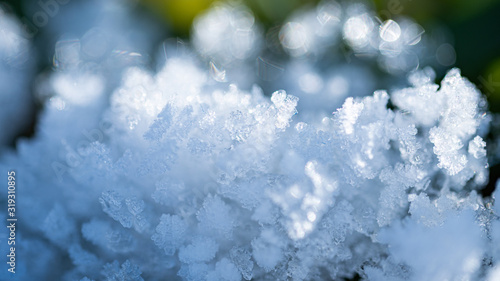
[151,214,188,255]
[179,237,219,263]
[379,210,485,281]
[0,8,34,147]
[197,195,236,239]
[1,0,500,280]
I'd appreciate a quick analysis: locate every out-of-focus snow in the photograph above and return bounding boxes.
[0,8,34,147]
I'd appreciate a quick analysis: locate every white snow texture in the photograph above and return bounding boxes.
[0,1,499,281]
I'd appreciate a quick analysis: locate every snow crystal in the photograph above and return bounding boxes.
[151,214,188,255]
[197,195,235,239]
[11,59,496,280]
[2,1,500,280]
[206,258,241,281]
[429,126,468,175]
[469,135,487,159]
[178,236,219,263]
[99,190,133,229]
[251,229,285,272]
[230,247,254,280]
[102,260,143,281]
[336,97,364,135]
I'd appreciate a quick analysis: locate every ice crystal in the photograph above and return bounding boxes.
[1,1,500,281]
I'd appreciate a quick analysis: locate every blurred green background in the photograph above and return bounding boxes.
[136,0,500,113]
[142,0,500,114]
[2,0,500,110]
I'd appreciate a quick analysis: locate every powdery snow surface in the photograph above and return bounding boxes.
[1,1,500,281]
[5,57,499,281]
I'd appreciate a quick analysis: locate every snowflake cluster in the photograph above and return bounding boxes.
[0,1,499,281]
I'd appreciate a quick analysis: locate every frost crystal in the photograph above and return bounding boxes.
[2,1,500,281]
[6,56,497,280]
[102,260,143,281]
[197,195,235,239]
[151,214,188,255]
[179,237,219,263]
